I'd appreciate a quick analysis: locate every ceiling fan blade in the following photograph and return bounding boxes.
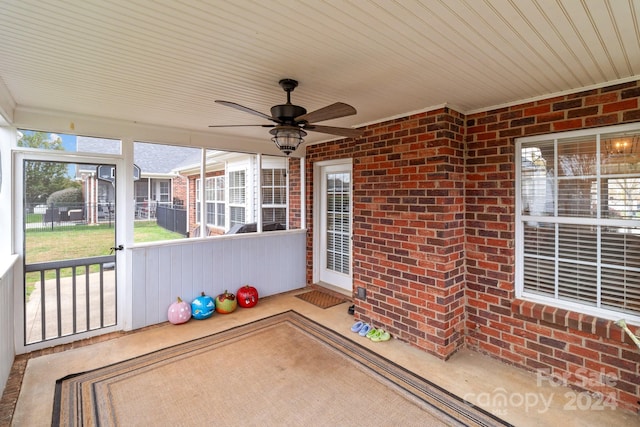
[215,100,278,123]
[295,102,357,123]
[304,124,363,138]
[209,124,275,128]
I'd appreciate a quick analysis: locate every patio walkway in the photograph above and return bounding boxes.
[24,270,116,344]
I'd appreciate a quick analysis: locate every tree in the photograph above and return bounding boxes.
[18,132,80,205]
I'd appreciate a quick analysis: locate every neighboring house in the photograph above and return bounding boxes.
[74,139,289,237]
[174,151,288,236]
[75,138,199,224]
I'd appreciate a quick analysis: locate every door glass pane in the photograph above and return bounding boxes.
[326,172,350,274]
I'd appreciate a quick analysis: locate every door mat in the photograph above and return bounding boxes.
[295,289,346,309]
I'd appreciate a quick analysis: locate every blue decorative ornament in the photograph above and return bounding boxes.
[191,292,215,320]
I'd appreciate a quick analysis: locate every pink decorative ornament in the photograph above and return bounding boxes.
[168,296,191,324]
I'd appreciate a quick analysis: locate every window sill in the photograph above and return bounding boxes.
[511,299,637,345]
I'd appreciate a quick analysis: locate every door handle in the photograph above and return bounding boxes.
[110,244,124,254]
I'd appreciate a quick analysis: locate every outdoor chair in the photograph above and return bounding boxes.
[190,225,211,237]
[68,209,83,221]
[42,208,59,223]
[225,222,284,234]
[58,207,70,221]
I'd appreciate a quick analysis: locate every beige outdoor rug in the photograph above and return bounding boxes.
[53,311,510,427]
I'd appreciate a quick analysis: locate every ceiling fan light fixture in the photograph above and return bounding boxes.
[270,125,306,155]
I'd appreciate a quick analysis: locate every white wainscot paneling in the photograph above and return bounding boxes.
[130,230,306,329]
[0,255,18,395]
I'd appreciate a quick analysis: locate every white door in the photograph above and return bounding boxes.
[16,151,123,352]
[316,161,352,291]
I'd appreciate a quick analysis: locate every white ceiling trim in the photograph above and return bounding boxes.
[12,106,284,156]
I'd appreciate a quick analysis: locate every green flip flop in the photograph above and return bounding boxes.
[370,329,391,342]
[365,327,378,339]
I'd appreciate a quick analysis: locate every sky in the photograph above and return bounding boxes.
[55,133,77,151]
[17,130,77,151]
[18,130,78,176]
[53,133,77,176]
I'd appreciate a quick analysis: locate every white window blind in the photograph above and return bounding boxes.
[326,172,350,275]
[228,170,246,227]
[261,168,286,225]
[517,125,640,321]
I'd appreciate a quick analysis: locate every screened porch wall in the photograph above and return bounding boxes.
[135,178,174,220]
[130,229,306,329]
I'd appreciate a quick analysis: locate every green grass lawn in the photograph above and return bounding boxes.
[25,221,184,294]
[25,213,42,224]
[26,221,184,263]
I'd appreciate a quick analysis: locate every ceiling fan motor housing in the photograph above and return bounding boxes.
[271,104,307,125]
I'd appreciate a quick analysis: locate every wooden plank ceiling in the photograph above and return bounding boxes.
[0,0,638,148]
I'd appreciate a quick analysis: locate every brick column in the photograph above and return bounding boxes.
[352,107,466,359]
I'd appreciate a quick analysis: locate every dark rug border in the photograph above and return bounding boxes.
[53,310,512,427]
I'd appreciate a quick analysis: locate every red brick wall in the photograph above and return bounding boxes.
[306,107,467,359]
[287,157,302,229]
[465,80,640,412]
[305,80,640,411]
[172,175,188,207]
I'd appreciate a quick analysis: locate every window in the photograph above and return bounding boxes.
[517,124,640,322]
[261,168,287,225]
[155,181,170,202]
[228,169,246,226]
[206,176,225,227]
[196,176,225,228]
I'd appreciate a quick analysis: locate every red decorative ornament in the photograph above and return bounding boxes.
[237,285,259,308]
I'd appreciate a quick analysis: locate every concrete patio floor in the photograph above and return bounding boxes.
[24,270,116,344]
[8,289,640,426]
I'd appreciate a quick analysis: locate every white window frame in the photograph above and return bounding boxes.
[206,175,225,228]
[195,177,202,222]
[227,168,247,227]
[155,180,170,202]
[516,122,640,324]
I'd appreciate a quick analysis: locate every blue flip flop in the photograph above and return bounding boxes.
[358,323,372,337]
[351,321,365,333]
